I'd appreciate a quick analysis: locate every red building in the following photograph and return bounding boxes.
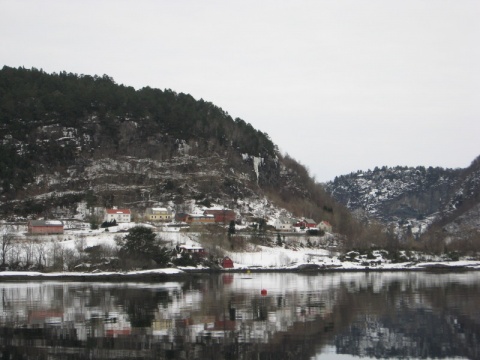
[186,214,215,224]
[221,256,234,269]
[28,220,64,234]
[175,213,189,222]
[203,209,236,224]
[294,218,317,229]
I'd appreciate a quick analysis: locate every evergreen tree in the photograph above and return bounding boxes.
[228,220,236,237]
[116,226,170,267]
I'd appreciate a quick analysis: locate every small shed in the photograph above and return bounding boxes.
[221,256,234,269]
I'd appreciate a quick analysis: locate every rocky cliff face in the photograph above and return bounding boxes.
[324,157,480,238]
[0,118,281,217]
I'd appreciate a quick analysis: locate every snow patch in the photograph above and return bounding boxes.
[253,156,262,182]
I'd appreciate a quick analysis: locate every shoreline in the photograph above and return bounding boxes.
[0,263,479,282]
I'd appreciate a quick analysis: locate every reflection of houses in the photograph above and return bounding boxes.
[28,220,64,234]
[205,320,236,331]
[105,207,131,223]
[28,310,63,325]
[104,312,132,337]
[146,207,173,222]
[0,275,345,358]
[152,319,175,334]
[82,309,132,339]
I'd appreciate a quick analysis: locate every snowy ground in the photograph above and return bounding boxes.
[2,221,480,279]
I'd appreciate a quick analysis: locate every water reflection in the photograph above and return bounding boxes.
[0,272,479,359]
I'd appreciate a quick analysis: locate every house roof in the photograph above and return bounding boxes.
[29,220,64,227]
[179,244,204,250]
[204,209,234,214]
[189,214,214,218]
[106,208,131,215]
[276,217,295,224]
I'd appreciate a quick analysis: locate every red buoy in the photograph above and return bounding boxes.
[261,289,267,296]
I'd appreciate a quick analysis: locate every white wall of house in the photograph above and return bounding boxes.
[106,211,131,223]
[274,219,293,231]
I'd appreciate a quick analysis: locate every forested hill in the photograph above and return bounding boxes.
[0,66,356,236]
[0,66,273,192]
[0,66,274,164]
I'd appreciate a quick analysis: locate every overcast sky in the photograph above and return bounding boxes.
[1,0,479,182]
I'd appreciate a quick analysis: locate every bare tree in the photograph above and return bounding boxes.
[0,227,14,268]
[22,238,38,269]
[34,241,48,270]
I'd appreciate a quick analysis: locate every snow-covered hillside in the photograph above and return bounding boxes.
[325,160,480,238]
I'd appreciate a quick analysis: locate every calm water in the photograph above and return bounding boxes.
[0,272,479,360]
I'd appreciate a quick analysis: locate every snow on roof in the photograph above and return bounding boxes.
[179,244,203,249]
[45,220,63,225]
[29,220,64,227]
[189,213,214,218]
[276,217,295,224]
[152,207,168,212]
[204,206,226,211]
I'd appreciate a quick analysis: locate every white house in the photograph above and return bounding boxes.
[274,217,295,232]
[105,208,131,223]
[317,220,333,233]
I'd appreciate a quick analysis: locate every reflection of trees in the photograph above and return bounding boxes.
[334,278,480,360]
[251,297,268,321]
[422,283,480,360]
[113,288,172,328]
[1,275,480,360]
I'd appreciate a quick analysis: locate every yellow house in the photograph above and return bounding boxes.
[146,207,172,222]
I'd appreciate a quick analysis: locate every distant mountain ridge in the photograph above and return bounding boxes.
[324,156,480,238]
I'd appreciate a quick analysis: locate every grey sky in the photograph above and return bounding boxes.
[1,0,479,182]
